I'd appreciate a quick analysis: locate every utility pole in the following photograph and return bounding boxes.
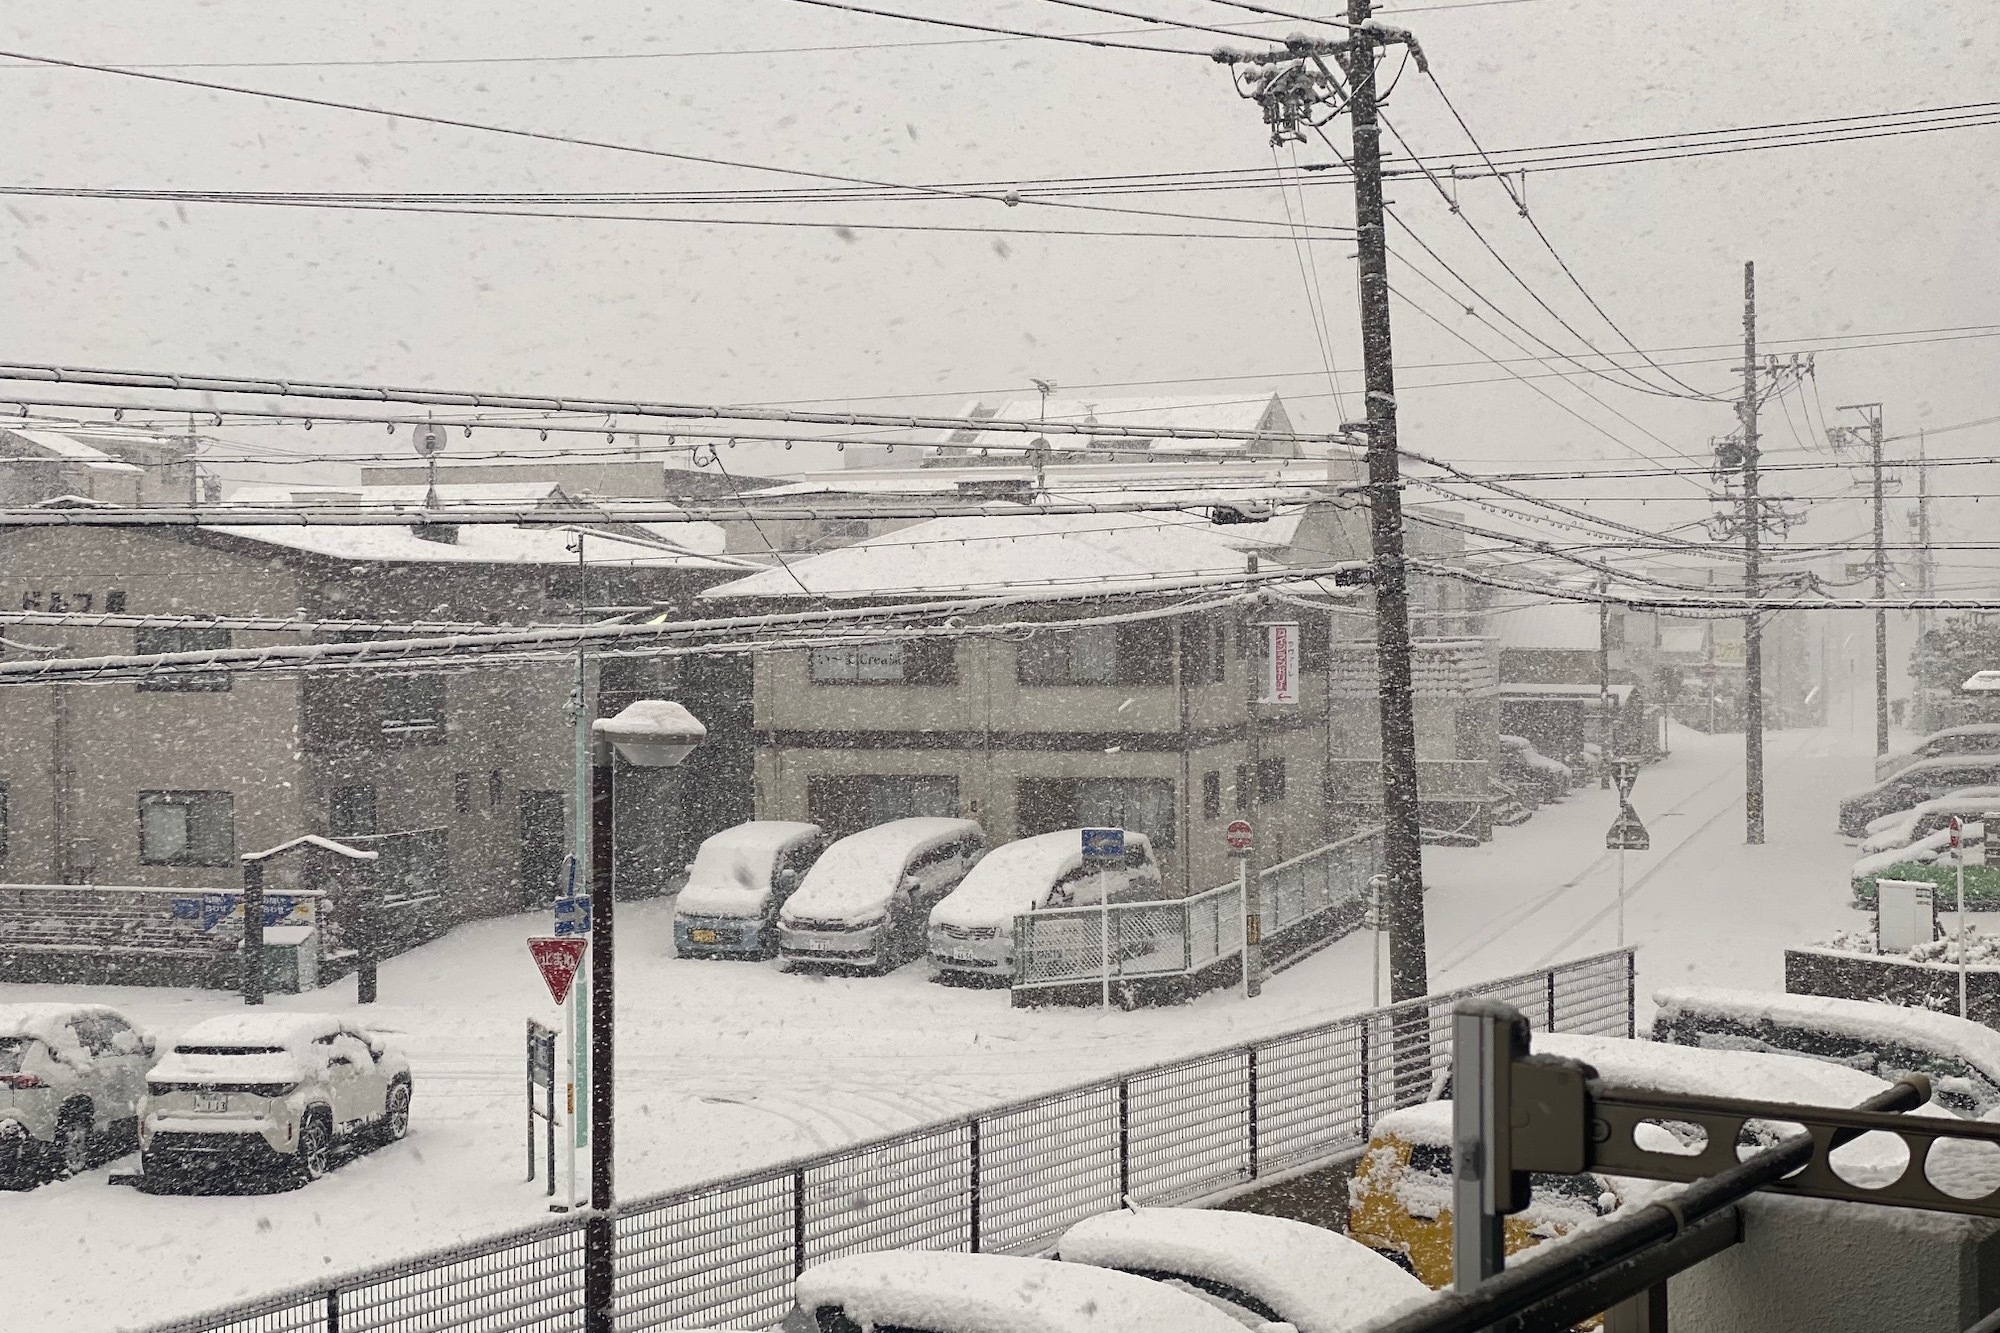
[1914,430,1934,733]
[1216,8,1430,1001]
[1598,574,1612,790]
[1832,403,1891,754]
[1739,263,1764,845]
[1344,4,1429,1002]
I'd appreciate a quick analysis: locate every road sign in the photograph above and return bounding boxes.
[1605,803,1650,851]
[1698,662,1718,682]
[554,895,592,937]
[1226,820,1254,856]
[1611,758,1640,801]
[528,937,588,1006]
[1080,828,1124,863]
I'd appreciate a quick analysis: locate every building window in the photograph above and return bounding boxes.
[330,785,377,837]
[1201,771,1222,820]
[1017,622,1173,687]
[105,589,127,614]
[134,627,232,693]
[380,675,446,745]
[488,771,505,809]
[1259,758,1287,803]
[1017,777,1176,851]
[806,774,960,841]
[1183,617,1227,686]
[453,772,473,816]
[809,640,956,685]
[138,791,235,866]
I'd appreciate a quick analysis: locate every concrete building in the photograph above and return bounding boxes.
[0,492,743,942]
[701,508,1362,894]
[0,423,206,508]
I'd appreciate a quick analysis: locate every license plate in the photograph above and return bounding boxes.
[689,929,718,944]
[194,1091,228,1113]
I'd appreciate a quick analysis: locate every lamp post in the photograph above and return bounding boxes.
[582,699,705,1333]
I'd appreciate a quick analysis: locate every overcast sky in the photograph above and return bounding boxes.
[0,0,1994,578]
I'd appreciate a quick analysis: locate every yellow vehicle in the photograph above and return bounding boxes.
[1347,1098,1614,1286]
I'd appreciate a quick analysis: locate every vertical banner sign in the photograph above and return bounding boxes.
[1264,623,1300,705]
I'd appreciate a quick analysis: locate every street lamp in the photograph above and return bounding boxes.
[583,699,705,1333]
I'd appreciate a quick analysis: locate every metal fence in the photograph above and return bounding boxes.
[1013,827,1384,993]
[142,947,1635,1333]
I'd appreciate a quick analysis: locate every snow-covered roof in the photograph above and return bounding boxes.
[792,1251,1248,1333]
[2,429,144,472]
[241,834,379,863]
[1965,671,2000,693]
[1493,600,1601,652]
[926,393,1299,456]
[224,482,569,508]
[1056,1207,1430,1333]
[931,830,1144,930]
[783,819,981,924]
[202,521,734,569]
[1655,987,2000,1083]
[1539,1032,1893,1104]
[702,511,1278,600]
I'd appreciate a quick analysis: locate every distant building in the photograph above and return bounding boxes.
[0,423,205,508]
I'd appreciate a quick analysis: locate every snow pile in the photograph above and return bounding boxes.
[1654,987,2000,1084]
[1819,926,2000,966]
[675,821,820,919]
[792,1251,1247,1333]
[0,1003,97,1067]
[930,830,1123,931]
[1537,1032,1894,1106]
[1056,1207,1430,1333]
[1852,827,1961,878]
[782,819,982,925]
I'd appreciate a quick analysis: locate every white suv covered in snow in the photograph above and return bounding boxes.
[140,1012,412,1187]
[0,1003,156,1183]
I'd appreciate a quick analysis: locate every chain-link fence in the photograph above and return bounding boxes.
[142,948,1635,1333]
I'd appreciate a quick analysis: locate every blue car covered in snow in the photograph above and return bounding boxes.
[672,821,826,959]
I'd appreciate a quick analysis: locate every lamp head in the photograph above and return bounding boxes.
[592,699,706,768]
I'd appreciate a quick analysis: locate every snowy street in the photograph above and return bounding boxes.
[1,724,1876,1332]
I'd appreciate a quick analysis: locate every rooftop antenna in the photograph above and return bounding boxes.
[413,417,448,509]
[1030,378,1057,424]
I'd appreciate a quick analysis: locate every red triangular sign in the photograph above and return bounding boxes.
[528,937,588,1005]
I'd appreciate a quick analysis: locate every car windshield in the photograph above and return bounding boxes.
[0,1037,27,1074]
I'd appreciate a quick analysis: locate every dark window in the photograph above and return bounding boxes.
[138,791,235,866]
[1259,758,1287,803]
[1300,619,1329,672]
[1017,622,1174,687]
[806,775,960,841]
[1016,777,1176,851]
[380,676,446,745]
[808,640,956,686]
[134,627,232,693]
[1202,771,1222,820]
[453,772,473,816]
[330,785,377,837]
[488,771,505,810]
[1183,616,1228,685]
[1234,763,1250,812]
[105,589,127,614]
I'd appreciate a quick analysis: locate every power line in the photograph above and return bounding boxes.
[770,0,1217,55]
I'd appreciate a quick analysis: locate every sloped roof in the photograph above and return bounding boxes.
[1,429,144,472]
[1492,599,1600,651]
[202,521,735,569]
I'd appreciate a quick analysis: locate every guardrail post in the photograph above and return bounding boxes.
[1117,1078,1131,1204]
[1626,949,1637,1038]
[325,1288,339,1333]
[1357,1021,1372,1135]
[1246,1047,1260,1179]
[968,1120,982,1253]
[1545,970,1557,1032]
[793,1167,807,1277]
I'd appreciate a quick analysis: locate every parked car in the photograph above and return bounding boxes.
[1498,735,1572,804]
[674,821,827,959]
[0,1003,155,1184]
[1348,1033,1902,1286]
[778,818,985,972]
[1653,986,2000,1118]
[782,1251,1248,1333]
[926,829,1160,982]
[1860,793,2000,855]
[1875,725,2000,782]
[1056,1206,1430,1333]
[1839,758,2000,837]
[140,1012,412,1188]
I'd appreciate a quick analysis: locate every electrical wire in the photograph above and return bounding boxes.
[769,0,1217,54]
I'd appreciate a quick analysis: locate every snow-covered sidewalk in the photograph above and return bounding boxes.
[0,724,1876,1332]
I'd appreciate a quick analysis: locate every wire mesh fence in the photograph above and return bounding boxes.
[141,948,1635,1333]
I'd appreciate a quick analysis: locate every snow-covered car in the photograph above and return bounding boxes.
[0,1003,155,1183]
[673,820,827,959]
[1497,735,1572,804]
[1350,1033,1906,1287]
[780,1251,1248,1333]
[778,819,985,971]
[1875,725,2000,782]
[1860,793,2000,855]
[1839,758,2000,837]
[926,829,1160,982]
[140,1012,412,1188]
[1653,987,2000,1118]
[1056,1206,1430,1333]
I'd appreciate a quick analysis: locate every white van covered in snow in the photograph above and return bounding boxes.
[673,821,827,959]
[777,818,984,971]
[1653,986,2000,1117]
[926,829,1160,981]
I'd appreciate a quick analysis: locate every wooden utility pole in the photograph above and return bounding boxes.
[1740,263,1765,845]
[1345,1,1429,1002]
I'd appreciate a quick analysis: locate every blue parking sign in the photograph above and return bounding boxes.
[554,895,592,937]
[1080,828,1124,863]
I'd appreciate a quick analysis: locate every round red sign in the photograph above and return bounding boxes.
[1226,820,1254,854]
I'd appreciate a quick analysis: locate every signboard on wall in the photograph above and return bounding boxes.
[1263,623,1300,705]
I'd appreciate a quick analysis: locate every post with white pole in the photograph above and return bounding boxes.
[1954,817,1969,1020]
[1082,828,1123,1010]
[1099,865,1111,1012]
[562,857,580,1211]
[1617,848,1627,952]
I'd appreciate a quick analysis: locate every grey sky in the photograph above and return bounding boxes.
[0,0,1993,570]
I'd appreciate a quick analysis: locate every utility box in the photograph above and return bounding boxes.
[255,925,320,995]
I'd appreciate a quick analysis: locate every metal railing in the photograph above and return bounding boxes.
[1013,828,1384,993]
[141,948,1634,1333]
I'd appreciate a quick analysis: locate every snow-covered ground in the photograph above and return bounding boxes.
[1,724,1877,1332]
